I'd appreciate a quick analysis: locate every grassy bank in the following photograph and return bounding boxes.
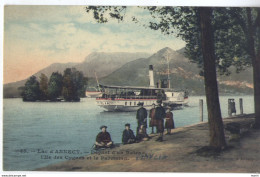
[37,114,259,172]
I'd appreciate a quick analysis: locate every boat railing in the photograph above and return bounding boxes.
[96,94,158,100]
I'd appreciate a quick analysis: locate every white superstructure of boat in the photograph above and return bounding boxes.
[95,65,188,111]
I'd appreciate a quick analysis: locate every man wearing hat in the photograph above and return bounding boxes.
[165,106,175,135]
[155,99,166,142]
[122,123,136,144]
[149,103,157,134]
[95,125,113,148]
[136,102,148,137]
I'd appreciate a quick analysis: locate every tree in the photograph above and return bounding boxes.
[72,70,88,97]
[22,76,40,101]
[198,7,226,148]
[178,7,260,128]
[245,8,260,128]
[225,8,260,128]
[62,68,77,101]
[21,69,87,102]
[62,68,87,101]
[85,6,227,149]
[39,73,48,100]
[48,72,63,101]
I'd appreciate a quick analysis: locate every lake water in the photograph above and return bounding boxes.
[3,96,254,171]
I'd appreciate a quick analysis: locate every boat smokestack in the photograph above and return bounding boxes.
[149,65,155,88]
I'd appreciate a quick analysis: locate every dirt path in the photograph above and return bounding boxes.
[38,114,260,172]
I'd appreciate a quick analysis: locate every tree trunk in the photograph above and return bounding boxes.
[246,8,260,128]
[254,55,260,128]
[198,7,226,149]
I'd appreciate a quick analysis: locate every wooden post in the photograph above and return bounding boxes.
[199,99,203,122]
[228,99,232,117]
[239,98,243,115]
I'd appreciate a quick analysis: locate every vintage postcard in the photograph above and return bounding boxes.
[1,0,260,176]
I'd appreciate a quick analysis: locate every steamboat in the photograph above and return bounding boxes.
[96,65,188,111]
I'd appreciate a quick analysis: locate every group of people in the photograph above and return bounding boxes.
[94,100,175,149]
[94,123,136,149]
[137,100,175,142]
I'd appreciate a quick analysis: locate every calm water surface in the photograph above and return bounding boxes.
[3,96,254,170]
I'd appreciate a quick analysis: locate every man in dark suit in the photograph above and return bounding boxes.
[155,100,166,142]
[136,102,148,137]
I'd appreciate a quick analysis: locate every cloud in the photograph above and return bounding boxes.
[4,5,186,83]
[53,23,77,35]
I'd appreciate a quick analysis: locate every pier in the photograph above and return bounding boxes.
[38,113,260,172]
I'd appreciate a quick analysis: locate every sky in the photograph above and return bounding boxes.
[3,5,186,84]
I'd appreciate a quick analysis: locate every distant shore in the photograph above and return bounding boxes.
[3,94,255,99]
[37,114,260,172]
[22,99,81,102]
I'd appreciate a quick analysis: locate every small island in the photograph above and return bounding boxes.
[21,68,88,102]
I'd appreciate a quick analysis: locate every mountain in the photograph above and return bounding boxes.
[3,80,27,98]
[3,47,254,98]
[34,62,78,78]
[3,52,151,98]
[26,52,151,79]
[99,47,203,93]
[75,52,151,78]
[99,47,253,95]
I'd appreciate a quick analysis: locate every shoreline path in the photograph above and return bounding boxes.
[38,114,259,172]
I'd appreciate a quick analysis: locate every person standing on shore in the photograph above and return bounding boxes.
[149,103,157,134]
[155,100,166,142]
[231,99,236,116]
[165,107,175,135]
[136,102,148,138]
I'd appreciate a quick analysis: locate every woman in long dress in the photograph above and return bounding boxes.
[165,107,175,135]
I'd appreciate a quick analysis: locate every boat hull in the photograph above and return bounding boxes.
[98,105,152,112]
[96,98,188,112]
[164,98,189,107]
[96,98,157,111]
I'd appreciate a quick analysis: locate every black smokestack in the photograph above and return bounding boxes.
[149,65,155,87]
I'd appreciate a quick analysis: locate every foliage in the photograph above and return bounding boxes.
[72,70,88,97]
[22,76,40,101]
[39,73,48,100]
[86,6,127,23]
[48,72,63,101]
[62,68,87,101]
[22,68,88,102]
[145,7,259,75]
[62,68,77,101]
